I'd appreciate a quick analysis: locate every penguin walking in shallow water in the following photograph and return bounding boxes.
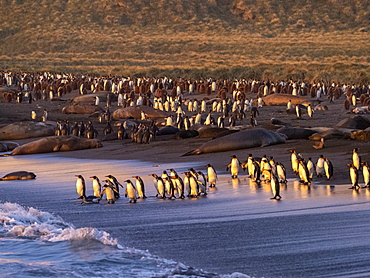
[90,176,102,197]
[324,158,333,180]
[270,171,282,200]
[347,164,359,190]
[124,180,137,203]
[132,176,146,198]
[306,157,314,179]
[163,177,176,199]
[197,171,207,195]
[249,159,261,183]
[227,155,241,178]
[362,162,370,188]
[75,175,86,199]
[206,164,217,187]
[168,169,185,198]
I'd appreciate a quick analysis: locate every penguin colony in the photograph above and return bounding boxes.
[75,164,217,204]
[75,148,367,203]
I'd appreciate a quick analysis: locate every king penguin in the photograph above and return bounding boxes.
[101,180,118,204]
[90,176,102,197]
[124,180,137,203]
[270,171,282,200]
[276,162,287,183]
[362,162,370,188]
[149,174,166,199]
[132,176,146,198]
[75,175,86,199]
[206,164,217,187]
[227,155,241,178]
[324,158,333,180]
[106,175,123,199]
[347,164,359,190]
[352,148,361,170]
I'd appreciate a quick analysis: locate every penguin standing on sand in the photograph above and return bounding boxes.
[227,155,241,178]
[132,176,146,198]
[197,171,207,195]
[75,175,86,199]
[306,157,314,179]
[249,159,261,183]
[163,177,176,199]
[183,172,198,198]
[362,162,370,188]
[90,176,102,197]
[106,175,123,199]
[101,180,118,204]
[298,159,311,185]
[307,104,313,118]
[149,174,166,198]
[348,164,359,190]
[352,148,361,170]
[124,180,137,203]
[290,149,299,175]
[168,169,185,198]
[270,172,282,200]
[316,155,325,178]
[276,162,287,183]
[324,158,333,180]
[206,164,217,187]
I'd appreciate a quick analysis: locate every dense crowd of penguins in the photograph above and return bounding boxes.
[2,71,370,146]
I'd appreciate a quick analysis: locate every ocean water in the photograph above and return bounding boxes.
[2,154,370,277]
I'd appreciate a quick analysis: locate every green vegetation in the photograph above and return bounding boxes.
[0,0,369,82]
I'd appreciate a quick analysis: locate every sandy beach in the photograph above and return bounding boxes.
[2,90,370,277]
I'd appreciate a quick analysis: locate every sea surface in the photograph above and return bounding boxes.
[1,154,370,278]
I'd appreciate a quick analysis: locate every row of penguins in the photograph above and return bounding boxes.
[226,147,370,200]
[75,165,217,204]
[75,148,368,204]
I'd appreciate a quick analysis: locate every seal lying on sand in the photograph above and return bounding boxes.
[262,94,316,106]
[113,105,169,120]
[0,171,36,180]
[182,128,286,156]
[10,135,102,155]
[62,103,104,114]
[276,126,317,139]
[0,121,56,140]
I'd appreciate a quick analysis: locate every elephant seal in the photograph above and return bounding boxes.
[262,94,313,106]
[183,128,286,156]
[309,129,349,140]
[349,130,370,141]
[335,116,370,130]
[62,103,104,114]
[174,130,199,139]
[276,126,317,139]
[0,141,20,152]
[0,121,56,140]
[0,171,36,181]
[157,126,180,135]
[112,105,169,120]
[71,91,112,103]
[197,127,239,138]
[10,135,102,155]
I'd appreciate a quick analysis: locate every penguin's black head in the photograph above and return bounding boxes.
[90,176,97,179]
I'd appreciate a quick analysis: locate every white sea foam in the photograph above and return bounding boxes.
[0,202,119,247]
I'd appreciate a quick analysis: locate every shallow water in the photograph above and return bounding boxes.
[1,154,370,277]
